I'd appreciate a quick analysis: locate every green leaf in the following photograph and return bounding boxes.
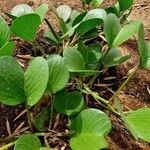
[103,48,130,67]
[63,47,85,71]
[87,43,102,69]
[14,134,41,150]
[126,108,150,142]
[138,24,150,68]
[67,10,80,27]
[114,99,138,140]
[59,18,68,35]
[70,134,108,150]
[44,32,60,45]
[76,9,106,35]
[70,108,111,150]
[10,4,33,17]
[0,41,15,56]
[112,21,141,47]
[118,0,133,11]
[56,5,72,22]
[34,3,49,21]
[72,12,87,26]
[81,28,98,39]
[11,14,41,41]
[4,12,17,20]
[78,41,88,63]
[92,0,103,8]
[24,57,49,106]
[71,108,112,135]
[47,55,69,93]
[0,56,25,105]
[84,0,93,5]
[44,18,60,42]
[83,9,106,21]
[104,13,121,47]
[75,19,103,36]
[0,16,10,47]
[40,148,51,150]
[54,90,84,116]
[34,106,50,131]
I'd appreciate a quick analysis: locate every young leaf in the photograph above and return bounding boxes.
[11,14,41,41]
[34,3,49,21]
[14,134,41,150]
[138,24,150,68]
[44,32,60,45]
[0,56,25,105]
[87,43,102,69]
[24,57,49,106]
[0,41,15,56]
[81,28,98,39]
[0,16,10,47]
[126,108,150,142]
[82,9,106,21]
[103,48,130,67]
[104,13,121,47]
[67,10,80,27]
[63,47,85,71]
[56,5,72,22]
[47,55,69,93]
[72,12,87,26]
[59,18,68,35]
[70,108,112,150]
[44,18,60,42]
[54,90,84,116]
[92,0,103,8]
[75,19,102,36]
[118,0,133,11]
[112,21,141,47]
[75,9,106,35]
[10,4,33,17]
[34,106,50,131]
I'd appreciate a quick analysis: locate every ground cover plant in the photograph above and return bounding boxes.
[0,0,150,149]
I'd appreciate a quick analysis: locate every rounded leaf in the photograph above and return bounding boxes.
[24,57,49,106]
[70,108,112,136]
[54,90,84,116]
[0,56,25,105]
[11,4,33,17]
[70,108,111,150]
[118,0,133,11]
[63,47,85,71]
[11,13,41,41]
[0,41,15,56]
[14,134,41,150]
[126,108,150,142]
[47,55,69,93]
[70,134,108,150]
[34,3,49,21]
[0,16,10,47]
[34,106,50,131]
[56,5,72,22]
[92,0,103,8]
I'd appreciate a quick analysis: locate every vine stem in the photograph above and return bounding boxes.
[83,84,120,116]
[49,93,54,129]
[109,65,139,103]
[0,141,16,150]
[25,102,34,132]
